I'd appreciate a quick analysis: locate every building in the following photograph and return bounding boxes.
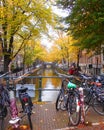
[0,34,4,73]
[79,49,102,75]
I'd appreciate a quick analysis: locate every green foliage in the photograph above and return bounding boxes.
[56,0,104,52]
[0,0,56,71]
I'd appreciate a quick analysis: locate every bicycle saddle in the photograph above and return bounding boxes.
[18,87,28,93]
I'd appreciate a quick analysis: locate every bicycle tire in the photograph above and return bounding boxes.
[25,105,33,130]
[56,90,67,111]
[0,106,7,130]
[93,97,104,116]
[0,117,5,130]
[67,92,81,126]
[0,105,8,118]
[27,113,33,130]
[56,79,69,111]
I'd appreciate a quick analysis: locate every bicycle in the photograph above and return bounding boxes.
[0,72,20,130]
[0,73,33,130]
[56,75,74,111]
[17,79,33,130]
[77,74,104,125]
[56,73,104,126]
[83,82,104,115]
[80,75,104,115]
[56,76,81,126]
[66,81,81,126]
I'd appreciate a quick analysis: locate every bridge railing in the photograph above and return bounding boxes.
[0,75,56,101]
[0,74,75,102]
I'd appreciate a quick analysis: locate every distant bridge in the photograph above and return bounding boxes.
[43,62,56,68]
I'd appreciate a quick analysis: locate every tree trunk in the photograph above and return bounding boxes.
[77,53,79,68]
[4,55,11,73]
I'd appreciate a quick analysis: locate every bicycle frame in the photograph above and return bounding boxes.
[84,86,97,107]
[18,87,33,113]
[17,82,33,130]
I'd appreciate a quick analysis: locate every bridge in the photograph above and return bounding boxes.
[1,69,104,130]
[43,62,56,68]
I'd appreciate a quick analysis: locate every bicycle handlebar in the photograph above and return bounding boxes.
[79,73,92,80]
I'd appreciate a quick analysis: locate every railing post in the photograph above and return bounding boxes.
[38,76,42,102]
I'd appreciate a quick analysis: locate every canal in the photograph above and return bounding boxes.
[23,67,62,102]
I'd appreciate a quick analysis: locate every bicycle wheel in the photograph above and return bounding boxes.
[27,113,33,130]
[0,105,7,130]
[67,93,81,126]
[93,97,104,116]
[25,106,33,130]
[56,90,67,111]
[0,117,5,130]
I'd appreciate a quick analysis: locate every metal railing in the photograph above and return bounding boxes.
[0,75,60,102]
[0,71,74,102]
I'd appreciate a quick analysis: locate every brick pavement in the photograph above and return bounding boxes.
[2,102,104,130]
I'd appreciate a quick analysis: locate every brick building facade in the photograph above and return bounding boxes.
[79,50,102,75]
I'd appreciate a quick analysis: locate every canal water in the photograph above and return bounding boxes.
[41,68,61,102]
[28,67,62,102]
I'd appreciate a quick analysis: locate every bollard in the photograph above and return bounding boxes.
[79,87,85,124]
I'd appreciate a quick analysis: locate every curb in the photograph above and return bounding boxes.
[54,121,104,130]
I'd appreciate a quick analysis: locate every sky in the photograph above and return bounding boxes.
[41,5,68,49]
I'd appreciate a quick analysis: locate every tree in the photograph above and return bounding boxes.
[48,30,80,66]
[46,44,61,62]
[55,30,80,66]
[56,0,104,52]
[21,39,47,70]
[0,0,56,72]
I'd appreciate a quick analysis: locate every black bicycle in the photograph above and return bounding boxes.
[0,74,33,130]
[56,75,80,111]
[56,78,81,126]
[78,73,104,115]
[56,76,72,111]
[18,82,33,130]
[67,86,81,126]
[83,83,104,116]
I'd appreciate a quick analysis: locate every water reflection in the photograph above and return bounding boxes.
[41,68,61,102]
[26,68,61,102]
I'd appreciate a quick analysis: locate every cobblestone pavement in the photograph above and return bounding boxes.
[2,102,104,130]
